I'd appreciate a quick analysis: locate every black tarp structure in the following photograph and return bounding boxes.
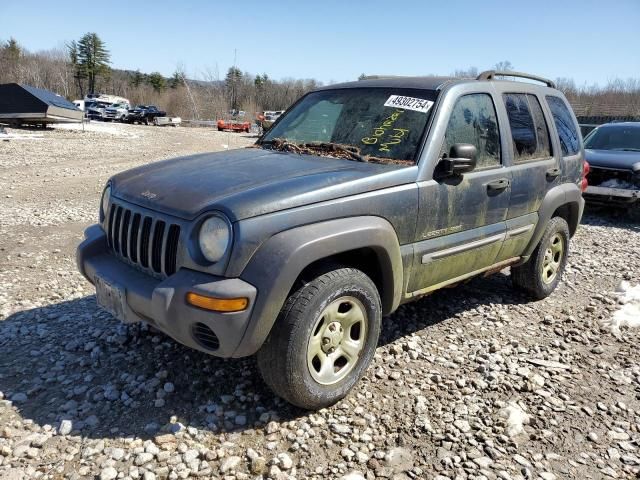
[0,83,82,126]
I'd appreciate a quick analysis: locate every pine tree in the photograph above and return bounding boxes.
[76,33,111,94]
[67,40,87,97]
[225,67,243,110]
[147,72,166,92]
[4,38,21,63]
[169,71,182,89]
[254,73,268,88]
[130,69,144,88]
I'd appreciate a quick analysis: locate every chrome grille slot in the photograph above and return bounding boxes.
[105,201,181,277]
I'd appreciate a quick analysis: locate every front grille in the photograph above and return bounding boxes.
[106,202,181,277]
[192,322,220,351]
[589,167,639,187]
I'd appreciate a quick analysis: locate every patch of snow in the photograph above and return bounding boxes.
[54,121,139,138]
[0,131,44,140]
[601,281,640,335]
[499,401,530,437]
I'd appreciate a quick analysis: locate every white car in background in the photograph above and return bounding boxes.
[103,103,131,121]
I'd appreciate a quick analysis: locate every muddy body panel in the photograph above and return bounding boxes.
[78,73,586,358]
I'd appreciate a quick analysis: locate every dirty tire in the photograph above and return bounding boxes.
[257,268,381,410]
[512,216,570,300]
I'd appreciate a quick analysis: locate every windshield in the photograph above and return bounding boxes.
[261,88,438,164]
[585,125,640,151]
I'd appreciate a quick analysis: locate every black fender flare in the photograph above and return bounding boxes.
[233,216,403,357]
[523,183,584,258]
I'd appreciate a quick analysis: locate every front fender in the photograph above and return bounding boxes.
[232,216,403,357]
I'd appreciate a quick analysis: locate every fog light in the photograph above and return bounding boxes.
[186,292,248,312]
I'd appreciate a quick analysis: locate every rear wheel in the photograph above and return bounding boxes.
[257,267,381,409]
[512,216,570,299]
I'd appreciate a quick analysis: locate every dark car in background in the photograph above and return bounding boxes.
[583,122,640,211]
[125,105,166,125]
[85,100,111,120]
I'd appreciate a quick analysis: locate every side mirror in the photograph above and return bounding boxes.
[439,144,478,176]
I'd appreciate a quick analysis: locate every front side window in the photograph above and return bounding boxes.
[261,88,439,165]
[546,96,580,156]
[504,93,552,163]
[441,93,501,170]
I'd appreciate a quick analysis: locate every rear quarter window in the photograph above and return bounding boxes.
[546,96,580,156]
[503,93,552,163]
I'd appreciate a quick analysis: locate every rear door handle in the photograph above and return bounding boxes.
[546,167,561,179]
[487,178,510,192]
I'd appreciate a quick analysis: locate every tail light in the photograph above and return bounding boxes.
[581,160,590,192]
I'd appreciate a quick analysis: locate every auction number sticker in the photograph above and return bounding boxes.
[384,95,433,113]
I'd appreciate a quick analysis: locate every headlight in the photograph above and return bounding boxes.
[100,185,111,221]
[198,216,230,262]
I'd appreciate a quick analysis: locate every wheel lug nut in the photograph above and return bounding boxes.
[322,338,330,345]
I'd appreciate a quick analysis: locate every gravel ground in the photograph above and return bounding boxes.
[1,122,640,480]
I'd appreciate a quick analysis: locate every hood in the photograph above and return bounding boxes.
[110,148,415,221]
[586,149,640,171]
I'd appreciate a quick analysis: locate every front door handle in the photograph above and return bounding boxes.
[546,167,561,179]
[487,178,510,192]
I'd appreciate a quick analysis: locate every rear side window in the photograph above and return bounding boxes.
[441,93,501,169]
[546,96,580,156]
[503,93,552,162]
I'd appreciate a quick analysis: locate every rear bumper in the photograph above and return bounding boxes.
[584,185,640,206]
[76,225,257,357]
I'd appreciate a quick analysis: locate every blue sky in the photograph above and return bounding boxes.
[1,0,638,86]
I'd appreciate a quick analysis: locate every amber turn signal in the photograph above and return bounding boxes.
[186,292,248,312]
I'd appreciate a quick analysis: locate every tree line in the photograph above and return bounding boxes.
[0,34,321,121]
[1,37,639,121]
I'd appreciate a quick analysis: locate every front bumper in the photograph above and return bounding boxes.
[584,185,640,206]
[76,225,257,357]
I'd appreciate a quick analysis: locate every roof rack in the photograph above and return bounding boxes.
[476,70,556,89]
[358,75,406,80]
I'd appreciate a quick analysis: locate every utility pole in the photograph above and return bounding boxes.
[232,49,238,112]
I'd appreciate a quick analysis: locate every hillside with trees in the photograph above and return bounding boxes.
[0,35,638,121]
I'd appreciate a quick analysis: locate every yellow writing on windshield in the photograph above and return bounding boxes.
[379,128,409,153]
[361,109,405,146]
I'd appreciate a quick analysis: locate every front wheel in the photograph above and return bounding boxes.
[257,267,381,409]
[512,216,570,299]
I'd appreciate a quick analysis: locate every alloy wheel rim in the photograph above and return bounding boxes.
[541,233,564,284]
[307,296,367,385]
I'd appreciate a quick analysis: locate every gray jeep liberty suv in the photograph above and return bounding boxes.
[77,70,587,409]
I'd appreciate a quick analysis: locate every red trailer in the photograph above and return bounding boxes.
[217,119,251,132]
